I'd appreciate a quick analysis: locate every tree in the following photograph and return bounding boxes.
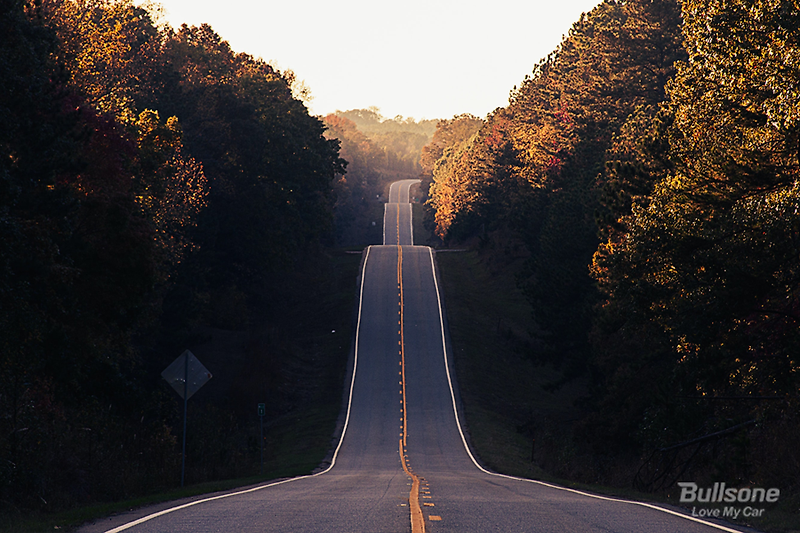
[421,114,484,237]
[142,23,345,325]
[40,0,162,122]
[132,109,207,267]
[323,114,384,245]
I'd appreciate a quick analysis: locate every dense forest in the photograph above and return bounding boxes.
[424,0,800,497]
[0,0,354,516]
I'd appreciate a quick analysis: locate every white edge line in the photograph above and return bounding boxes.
[382,204,387,245]
[407,180,419,246]
[426,247,747,533]
[105,247,373,533]
[409,204,414,246]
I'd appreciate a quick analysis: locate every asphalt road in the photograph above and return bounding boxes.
[82,180,756,533]
[384,179,417,245]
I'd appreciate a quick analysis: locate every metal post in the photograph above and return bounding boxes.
[181,351,188,487]
[259,414,264,476]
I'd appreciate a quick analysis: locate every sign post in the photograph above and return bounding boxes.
[258,403,265,475]
[162,350,212,487]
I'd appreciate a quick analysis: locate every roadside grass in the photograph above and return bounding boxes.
[411,203,428,246]
[3,442,333,533]
[2,250,362,533]
[409,182,441,249]
[337,199,384,247]
[435,248,583,481]
[3,475,280,533]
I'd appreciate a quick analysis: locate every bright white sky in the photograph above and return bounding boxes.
[155,0,603,121]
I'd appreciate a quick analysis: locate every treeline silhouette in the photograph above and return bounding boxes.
[423,0,800,494]
[335,107,436,176]
[1,0,348,514]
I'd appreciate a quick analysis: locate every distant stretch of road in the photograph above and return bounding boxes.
[384,179,416,245]
[82,180,755,533]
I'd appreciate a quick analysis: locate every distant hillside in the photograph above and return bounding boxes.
[333,108,438,177]
[336,107,438,137]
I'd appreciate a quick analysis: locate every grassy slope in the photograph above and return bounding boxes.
[435,243,800,532]
[435,248,585,480]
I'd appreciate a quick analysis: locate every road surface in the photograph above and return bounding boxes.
[384,179,417,245]
[83,180,755,532]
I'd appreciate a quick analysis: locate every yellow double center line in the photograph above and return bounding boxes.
[398,244,407,447]
[396,201,402,246]
[397,243,425,533]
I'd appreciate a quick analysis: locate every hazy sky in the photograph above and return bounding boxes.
[155,0,603,121]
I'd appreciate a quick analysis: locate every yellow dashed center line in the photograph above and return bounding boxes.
[400,439,425,532]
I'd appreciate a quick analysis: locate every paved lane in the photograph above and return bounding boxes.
[384,179,418,246]
[83,179,755,533]
[388,179,418,204]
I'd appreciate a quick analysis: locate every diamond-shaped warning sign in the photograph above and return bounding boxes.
[161,350,212,400]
